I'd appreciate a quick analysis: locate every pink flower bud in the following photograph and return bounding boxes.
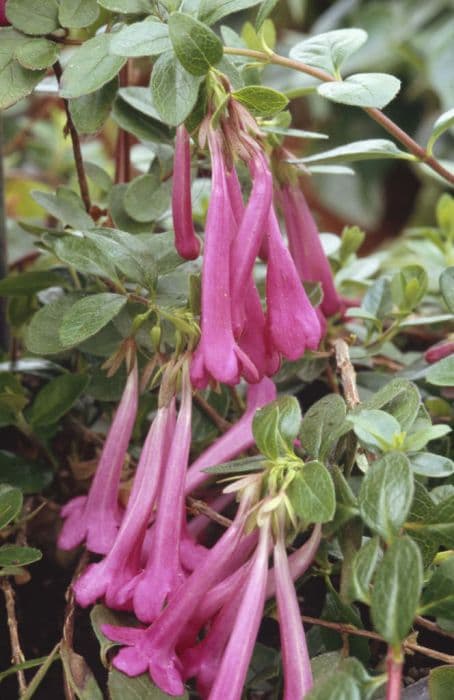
[172,125,200,260]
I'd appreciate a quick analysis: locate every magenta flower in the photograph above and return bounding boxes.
[425,340,454,363]
[0,1,9,25]
[133,362,193,623]
[190,128,259,388]
[273,521,313,699]
[72,400,175,609]
[172,125,200,260]
[279,183,343,317]
[102,502,252,695]
[266,208,322,360]
[208,516,271,700]
[185,376,276,493]
[58,363,139,555]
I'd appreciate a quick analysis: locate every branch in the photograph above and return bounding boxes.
[1,578,27,695]
[193,392,232,433]
[333,338,361,408]
[187,497,233,528]
[53,62,92,213]
[223,47,454,186]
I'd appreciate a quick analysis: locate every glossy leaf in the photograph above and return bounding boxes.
[0,485,23,529]
[358,452,413,542]
[370,536,423,646]
[232,85,289,117]
[289,29,368,77]
[168,12,223,76]
[287,460,336,524]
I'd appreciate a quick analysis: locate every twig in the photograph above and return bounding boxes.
[415,615,454,640]
[1,578,27,695]
[193,392,232,433]
[62,551,89,700]
[187,497,233,528]
[299,615,454,664]
[333,338,360,408]
[53,62,92,213]
[223,47,454,186]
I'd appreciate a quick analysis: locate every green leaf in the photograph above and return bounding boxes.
[306,671,361,700]
[0,544,42,567]
[98,0,153,11]
[25,295,78,355]
[15,38,59,70]
[54,234,118,279]
[0,451,53,493]
[109,17,171,57]
[363,378,421,432]
[60,34,126,99]
[90,605,139,668]
[69,77,118,134]
[60,643,103,700]
[29,374,89,427]
[59,294,127,347]
[370,536,422,646]
[59,0,99,28]
[0,271,66,296]
[403,424,451,452]
[203,455,265,475]
[427,108,454,154]
[124,174,171,222]
[426,355,454,387]
[198,0,262,26]
[85,162,113,193]
[422,494,454,548]
[287,460,336,524]
[108,184,154,233]
[409,452,454,478]
[0,28,46,109]
[232,85,289,117]
[289,29,368,77]
[0,485,23,529]
[318,73,400,109]
[256,0,279,30]
[168,12,223,76]
[108,668,188,699]
[253,396,302,459]
[6,0,59,35]
[32,187,93,229]
[349,409,401,451]
[151,51,204,126]
[291,139,414,166]
[299,394,347,460]
[361,278,392,320]
[260,125,328,140]
[86,228,157,288]
[428,665,454,700]
[358,452,413,542]
[420,557,454,617]
[390,264,428,312]
[112,93,173,143]
[349,537,381,604]
[440,267,454,313]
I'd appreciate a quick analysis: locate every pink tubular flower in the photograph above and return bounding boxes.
[185,376,276,493]
[0,1,9,25]
[190,128,259,388]
[72,400,175,609]
[102,503,251,695]
[425,340,454,364]
[172,125,200,260]
[208,516,271,700]
[279,183,343,317]
[58,363,139,555]
[266,208,322,360]
[273,521,313,699]
[133,362,193,623]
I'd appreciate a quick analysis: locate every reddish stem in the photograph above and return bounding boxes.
[386,647,403,700]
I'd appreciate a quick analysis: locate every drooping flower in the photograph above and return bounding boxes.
[72,399,175,609]
[279,181,343,317]
[273,517,313,699]
[132,362,193,623]
[190,127,259,388]
[266,207,322,360]
[0,1,9,25]
[172,125,200,260]
[58,360,139,555]
[425,340,454,363]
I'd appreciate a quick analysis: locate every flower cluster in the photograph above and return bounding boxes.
[173,95,343,389]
